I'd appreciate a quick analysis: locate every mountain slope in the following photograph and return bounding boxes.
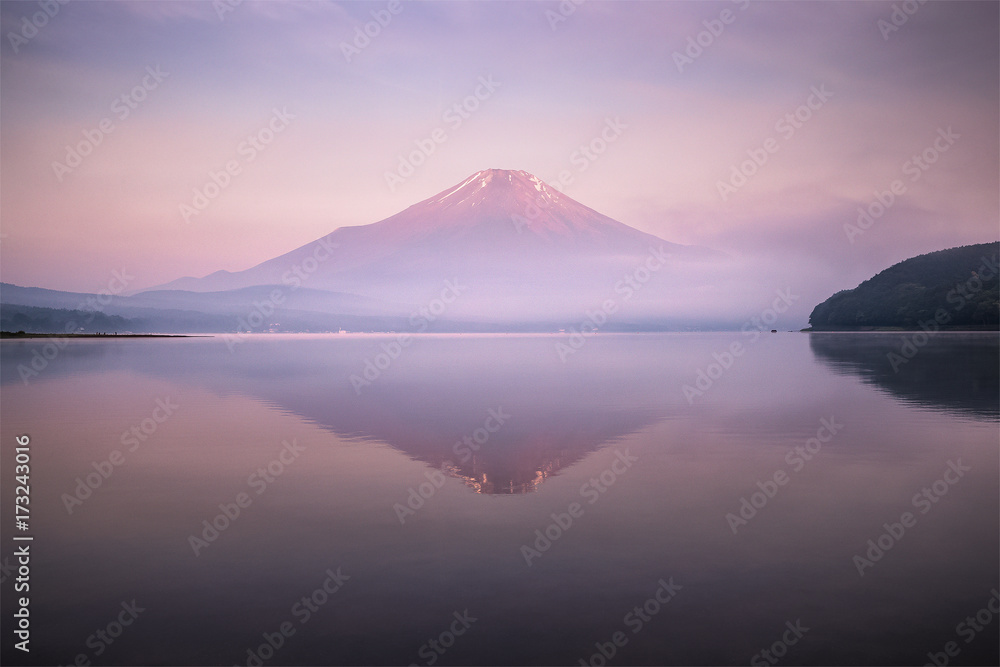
[146,169,722,320]
[808,242,999,329]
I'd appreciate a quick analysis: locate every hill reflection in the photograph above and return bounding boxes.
[809,332,998,420]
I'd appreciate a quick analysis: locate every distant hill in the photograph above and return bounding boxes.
[0,284,718,334]
[0,294,417,334]
[808,243,999,330]
[0,304,138,334]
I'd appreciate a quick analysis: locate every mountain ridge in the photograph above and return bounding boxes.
[146,169,716,303]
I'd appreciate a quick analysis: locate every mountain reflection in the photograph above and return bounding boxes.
[808,332,999,419]
[251,337,666,494]
[0,335,669,494]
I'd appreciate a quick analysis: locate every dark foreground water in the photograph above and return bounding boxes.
[1,332,997,666]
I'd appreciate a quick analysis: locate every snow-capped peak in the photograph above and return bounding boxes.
[373,167,678,249]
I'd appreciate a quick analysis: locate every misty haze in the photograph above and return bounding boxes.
[1,2,997,667]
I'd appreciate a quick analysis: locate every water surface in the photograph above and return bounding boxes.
[1,332,996,665]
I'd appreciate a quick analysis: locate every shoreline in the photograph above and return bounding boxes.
[2,330,996,339]
[0,332,209,339]
[801,327,998,333]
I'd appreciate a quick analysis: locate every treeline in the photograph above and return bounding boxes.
[0,302,446,334]
[0,304,138,333]
[809,242,999,329]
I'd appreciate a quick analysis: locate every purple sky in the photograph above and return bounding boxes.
[1,0,997,296]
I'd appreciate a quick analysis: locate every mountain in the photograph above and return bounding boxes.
[147,169,724,322]
[808,242,999,330]
[4,170,752,332]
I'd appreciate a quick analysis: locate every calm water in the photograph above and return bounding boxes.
[1,332,997,666]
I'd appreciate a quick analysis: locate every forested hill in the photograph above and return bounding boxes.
[808,242,999,330]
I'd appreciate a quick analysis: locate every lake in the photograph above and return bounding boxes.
[1,332,997,666]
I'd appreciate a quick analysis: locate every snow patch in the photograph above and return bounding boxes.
[433,172,481,203]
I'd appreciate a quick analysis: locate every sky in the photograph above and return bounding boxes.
[1,0,997,297]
